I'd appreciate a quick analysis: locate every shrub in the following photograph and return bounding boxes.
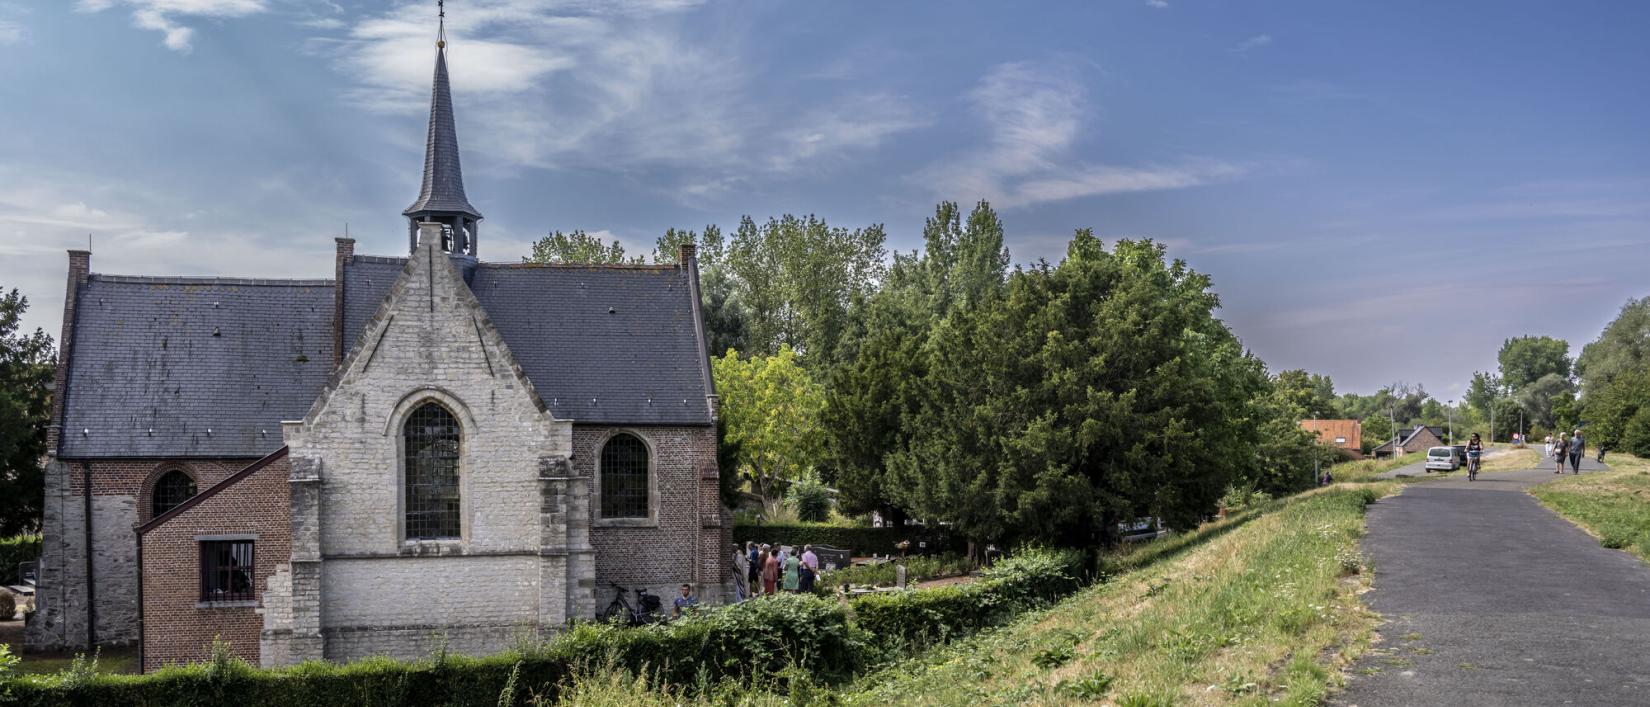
[0,591,15,621]
[785,474,832,523]
[849,548,1087,650]
[812,553,973,595]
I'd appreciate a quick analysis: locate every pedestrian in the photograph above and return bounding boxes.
[746,542,761,596]
[761,545,780,596]
[1544,435,1554,459]
[672,583,699,618]
[775,544,788,572]
[783,550,800,593]
[731,543,750,601]
[799,544,819,593]
[1569,429,1585,474]
[1553,435,1568,474]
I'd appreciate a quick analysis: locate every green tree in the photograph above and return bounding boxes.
[819,201,1008,517]
[1516,372,1573,430]
[1576,297,1650,396]
[886,234,1268,548]
[726,214,886,366]
[1274,369,1339,419]
[523,230,642,264]
[1498,335,1572,391]
[712,345,826,506]
[1464,371,1502,418]
[0,288,54,534]
[653,226,748,357]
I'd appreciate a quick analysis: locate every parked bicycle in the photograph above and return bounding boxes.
[599,582,663,625]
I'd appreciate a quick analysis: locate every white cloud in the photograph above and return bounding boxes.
[77,0,268,52]
[918,61,1241,209]
[1235,34,1273,53]
[0,20,20,45]
[1147,0,1169,8]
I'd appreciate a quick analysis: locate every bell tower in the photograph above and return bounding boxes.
[404,0,482,256]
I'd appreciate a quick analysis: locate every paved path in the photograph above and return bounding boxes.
[1337,458,1650,706]
[1373,445,1527,480]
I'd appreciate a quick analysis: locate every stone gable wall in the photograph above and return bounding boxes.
[266,230,589,666]
[138,456,292,671]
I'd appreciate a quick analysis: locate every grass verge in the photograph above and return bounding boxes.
[1333,454,1420,483]
[839,483,1395,706]
[1530,453,1650,562]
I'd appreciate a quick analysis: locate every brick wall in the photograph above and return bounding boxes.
[139,455,292,671]
[579,425,727,600]
[29,457,257,651]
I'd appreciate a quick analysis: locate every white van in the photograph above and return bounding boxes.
[1425,446,1459,472]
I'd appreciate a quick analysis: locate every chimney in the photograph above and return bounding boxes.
[678,242,697,264]
[47,250,92,455]
[332,237,355,367]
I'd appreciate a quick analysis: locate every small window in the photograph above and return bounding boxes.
[600,433,650,519]
[200,540,254,602]
[152,470,197,517]
[1334,436,1347,444]
[404,403,462,540]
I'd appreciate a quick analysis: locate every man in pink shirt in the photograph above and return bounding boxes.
[799,544,820,593]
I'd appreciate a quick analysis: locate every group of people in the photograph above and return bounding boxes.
[729,541,820,600]
[1544,430,1587,474]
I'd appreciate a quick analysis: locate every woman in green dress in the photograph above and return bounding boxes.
[782,552,801,592]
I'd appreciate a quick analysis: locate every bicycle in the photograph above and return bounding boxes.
[599,582,663,625]
[1466,451,1480,481]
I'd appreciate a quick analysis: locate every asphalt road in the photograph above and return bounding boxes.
[1336,458,1650,706]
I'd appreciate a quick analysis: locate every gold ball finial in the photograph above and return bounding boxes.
[437,39,446,48]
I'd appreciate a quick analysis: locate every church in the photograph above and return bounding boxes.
[26,23,730,672]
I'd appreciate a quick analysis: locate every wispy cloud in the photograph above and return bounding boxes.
[1146,0,1169,8]
[1234,34,1273,54]
[917,61,1241,209]
[77,0,268,52]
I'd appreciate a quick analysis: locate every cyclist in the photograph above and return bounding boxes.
[1465,432,1484,481]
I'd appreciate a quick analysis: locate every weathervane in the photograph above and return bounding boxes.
[437,0,447,49]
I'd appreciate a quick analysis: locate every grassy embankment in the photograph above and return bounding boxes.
[533,483,1396,706]
[1530,453,1650,562]
[1329,453,1419,482]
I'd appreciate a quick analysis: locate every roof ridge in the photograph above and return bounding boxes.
[91,274,334,287]
[483,262,680,271]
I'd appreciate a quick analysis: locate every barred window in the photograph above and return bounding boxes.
[200,540,254,602]
[600,433,650,519]
[404,402,462,540]
[152,470,196,518]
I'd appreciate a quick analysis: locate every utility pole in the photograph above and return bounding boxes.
[1390,407,1398,457]
[1447,399,1454,445]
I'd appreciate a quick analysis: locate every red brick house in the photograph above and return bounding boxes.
[30,27,730,672]
[1299,419,1362,458]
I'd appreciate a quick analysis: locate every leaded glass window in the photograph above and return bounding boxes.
[152,470,196,518]
[600,433,649,519]
[404,403,461,540]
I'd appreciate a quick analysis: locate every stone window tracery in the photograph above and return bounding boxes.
[403,402,462,540]
[151,470,197,518]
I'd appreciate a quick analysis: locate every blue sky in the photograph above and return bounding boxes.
[2,0,1647,398]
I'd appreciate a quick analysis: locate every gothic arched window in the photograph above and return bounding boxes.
[600,433,650,519]
[403,402,461,540]
[151,470,197,518]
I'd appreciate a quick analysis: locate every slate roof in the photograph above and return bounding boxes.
[342,257,714,427]
[60,254,714,458]
[59,275,335,458]
[403,47,481,219]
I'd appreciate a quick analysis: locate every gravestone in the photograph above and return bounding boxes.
[812,545,851,571]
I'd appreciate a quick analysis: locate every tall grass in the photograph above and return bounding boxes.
[840,484,1393,705]
[1531,453,1650,561]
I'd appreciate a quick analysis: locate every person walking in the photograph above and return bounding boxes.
[1553,435,1569,474]
[782,550,801,593]
[746,542,762,597]
[799,544,819,593]
[731,543,750,601]
[761,544,780,596]
[1569,430,1585,474]
[1544,435,1554,460]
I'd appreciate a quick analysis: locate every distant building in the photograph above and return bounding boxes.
[1299,419,1362,458]
[1370,425,1448,458]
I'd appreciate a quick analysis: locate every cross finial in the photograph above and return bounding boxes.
[437,0,447,49]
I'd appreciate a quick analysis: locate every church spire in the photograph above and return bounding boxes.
[404,0,482,256]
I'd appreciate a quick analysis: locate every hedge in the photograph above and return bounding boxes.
[1,549,1085,706]
[849,548,1088,649]
[0,534,41,585]
[732,524,966,556]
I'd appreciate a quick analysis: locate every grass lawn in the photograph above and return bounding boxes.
[11,645,139,676]
[840,483,1395,706]
[1530,453,1650,562]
